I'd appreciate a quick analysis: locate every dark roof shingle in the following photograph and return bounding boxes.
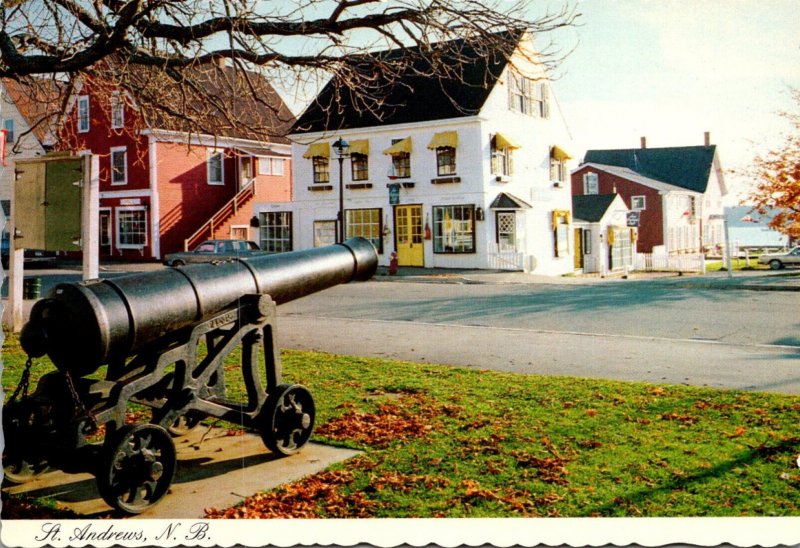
[572,193,618,223]
[293,31,522,134]
[583,146,716,193]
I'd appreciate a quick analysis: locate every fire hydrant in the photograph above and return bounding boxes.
[389,252,398,275]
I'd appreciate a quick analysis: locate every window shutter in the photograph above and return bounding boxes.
[509,150,514,175]
[542,84,551,118]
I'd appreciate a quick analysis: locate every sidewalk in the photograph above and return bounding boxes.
[373,266,800,291]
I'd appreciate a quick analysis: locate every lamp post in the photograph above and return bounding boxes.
[332,137,350,243]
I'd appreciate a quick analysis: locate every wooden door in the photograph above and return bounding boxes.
[395,205,424,266]
[574,228,583,270]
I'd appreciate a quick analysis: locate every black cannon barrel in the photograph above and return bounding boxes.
[21,238,377,376]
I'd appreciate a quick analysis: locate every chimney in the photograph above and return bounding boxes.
[704,131,711,147]
[640,136,647,149]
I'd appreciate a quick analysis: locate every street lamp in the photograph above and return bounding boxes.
[332,137,350,243]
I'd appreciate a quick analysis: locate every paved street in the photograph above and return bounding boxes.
[276,273,800,394]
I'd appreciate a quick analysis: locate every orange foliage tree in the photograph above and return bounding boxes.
[746,89,800,243]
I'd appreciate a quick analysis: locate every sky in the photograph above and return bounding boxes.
[547,0,800,203]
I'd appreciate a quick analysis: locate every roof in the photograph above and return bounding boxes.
[489,192,532,209]
[2,76,63,145]
[293,30,523,134]
[572,194,618,223]
[579,163,693,194]
[583,146,716,193]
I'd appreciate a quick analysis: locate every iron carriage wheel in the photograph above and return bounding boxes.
[259,384,315,456]
[97,424,177,514]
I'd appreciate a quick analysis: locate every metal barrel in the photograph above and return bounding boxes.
[21,238,377,376]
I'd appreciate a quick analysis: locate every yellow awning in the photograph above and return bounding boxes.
[494,132,520,150]
[551,209,571,231]
[302,142,330,159]
[383,137,412,155]
[348,139,369,156]
[427,131,458,150]
[551,145,572,161]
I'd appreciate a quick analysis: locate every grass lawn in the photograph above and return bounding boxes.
[2,331,800,518]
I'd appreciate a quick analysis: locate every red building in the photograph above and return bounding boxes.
[61,65,295,260]
[571,136,727,254]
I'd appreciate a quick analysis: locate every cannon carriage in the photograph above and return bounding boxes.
[3,238,377,514]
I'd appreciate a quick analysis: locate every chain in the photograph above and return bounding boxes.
[8,356,33,404]
[63,371,98,434]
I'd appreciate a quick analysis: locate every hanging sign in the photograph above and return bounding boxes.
[626,211,640,227]
[388,183,400,205]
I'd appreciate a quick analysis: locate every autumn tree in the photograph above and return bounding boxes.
[745,89,800,243]
[0,0,577,143]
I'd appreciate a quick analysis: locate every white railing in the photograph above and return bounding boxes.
[487,243,524,271]
[635,253,706,273]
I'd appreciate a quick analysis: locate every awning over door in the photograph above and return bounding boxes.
[383,137,412,155]
[427,131,458,149]
[302,142,330,158]
[489,192,532,210]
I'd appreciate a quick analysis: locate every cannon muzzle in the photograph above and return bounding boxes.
[22,238,377,376]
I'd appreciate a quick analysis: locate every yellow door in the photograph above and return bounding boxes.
[395,205,424,266]
[574,228,583,270]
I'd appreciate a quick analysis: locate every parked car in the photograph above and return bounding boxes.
[757,247,800,270]
[1,232,58,268]
[163,239,264,267]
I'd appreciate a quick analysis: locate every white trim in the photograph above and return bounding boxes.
[207,149,225,185]
[142,128,291,155]
[99,189,153,199]
[77,95,90,133]
[631,195,646,211]
[110,145,127,185]
[148,135,160,258]
[115,205,148,249]
[288,115,482,143]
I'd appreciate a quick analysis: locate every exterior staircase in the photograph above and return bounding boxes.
[184,180,256,251]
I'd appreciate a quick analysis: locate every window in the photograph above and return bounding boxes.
[550,158,567,182]
[258,157,285,176]
[436,147,456,176]
[491,136,514,176]
[583,172,598,194]
[207,150,224,185]
[313,220,336,247]
[351,153,369,181]
[508,73,549,118]
[433,204,475,253]
[111,92,124,129]
[553,211,570,258]
[631,196,646,211]
[78,96,90,132]
[117,208,147,248]
[391,152,410,178]
[3,119,13,145]
[346,208,383,253]
[312,157,330,184]
[259,211,292,253]
[110,147,127,185]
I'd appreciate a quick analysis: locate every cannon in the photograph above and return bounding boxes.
[3,238,377,514]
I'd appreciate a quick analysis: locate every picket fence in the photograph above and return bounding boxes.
[635,253,706,273]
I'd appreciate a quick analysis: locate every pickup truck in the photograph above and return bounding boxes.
[163,239,264,267]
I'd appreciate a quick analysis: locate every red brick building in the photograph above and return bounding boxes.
[61,66,295,260]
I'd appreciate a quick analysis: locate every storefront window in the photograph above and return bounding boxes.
[433,205,475,253]
[346,208,382,253]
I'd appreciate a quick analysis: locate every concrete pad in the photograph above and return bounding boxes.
[3,427,359,519]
